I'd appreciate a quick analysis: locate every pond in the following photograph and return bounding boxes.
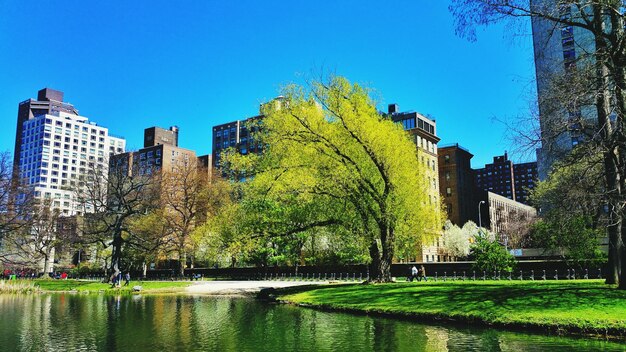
[0,294,623,351]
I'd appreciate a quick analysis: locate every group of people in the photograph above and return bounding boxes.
[110,272,131,288]
[2,270,38,280]
[409,265,427,282]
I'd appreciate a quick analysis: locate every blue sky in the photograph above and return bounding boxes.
[0,1,536,167]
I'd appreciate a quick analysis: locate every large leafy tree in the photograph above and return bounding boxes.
[224,76,442,282]
[450,0,626,288]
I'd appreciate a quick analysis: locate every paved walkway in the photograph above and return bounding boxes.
[185,280,327,295]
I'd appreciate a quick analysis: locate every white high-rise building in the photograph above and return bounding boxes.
[18,111,126,216]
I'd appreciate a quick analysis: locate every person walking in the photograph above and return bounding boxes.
[419,265,427,282]
[410,266,418,282]
[124,272,131,286]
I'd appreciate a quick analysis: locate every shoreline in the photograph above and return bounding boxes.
[275,298,626,341]
[1,278,329,296]
[268,281,626,342]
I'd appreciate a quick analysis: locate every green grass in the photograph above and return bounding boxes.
[277,280,626,338]
[33,279,191,293]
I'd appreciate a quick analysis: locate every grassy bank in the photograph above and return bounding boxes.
[0,280,40,294]
[276,280,626,339]
[33,279,191,294]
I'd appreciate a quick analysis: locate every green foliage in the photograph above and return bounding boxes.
[470,233,516,273]
[530,151,605,226]
[531,215,606,265]
[221,76,442,280]
[529,151,607,265]
[302,228,369,266]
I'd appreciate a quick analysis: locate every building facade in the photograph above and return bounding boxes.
[112,126,207,177]
[144,125,179,148]
[477,191,538,240]
[13,89,126,272]
[474,153,516,201]
[14,88,80,172]
[531,1,597,180]
[16,91,126,216]
[513,162,538,205]
[387,104,444,262]
[211,115,262,169]
[437,144,476,227]
[474,152,537,205]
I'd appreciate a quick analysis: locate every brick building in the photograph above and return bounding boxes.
[438,144,477,226]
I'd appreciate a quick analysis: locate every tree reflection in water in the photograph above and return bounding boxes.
[0,294,623,352]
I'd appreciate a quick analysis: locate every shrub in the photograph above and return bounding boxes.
[470,233,516,274]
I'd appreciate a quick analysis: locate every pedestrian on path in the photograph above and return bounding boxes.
[418,265,427,282]
[410,266,418,282]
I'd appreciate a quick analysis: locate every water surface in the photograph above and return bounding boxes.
[0,294,623,351]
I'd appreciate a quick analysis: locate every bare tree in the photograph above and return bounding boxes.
[0,152,34,243]
[503,210,538,249]
[77,158,159,281]
[159,162,218,276]
[2,200,66,274]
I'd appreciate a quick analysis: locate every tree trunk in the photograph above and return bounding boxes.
[620,234,626,289]
[608,10,626,289]
[592,17,622,285]
[109,231,123,282]
[179,250,186,277]
[42,254,51,276]
[368,240,383,282]
[602,152,622,286]
[142,262,147,278]
[368,225,395,283]
[380,227,395,282]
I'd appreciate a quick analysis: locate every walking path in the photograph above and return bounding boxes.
[185,280,327,295]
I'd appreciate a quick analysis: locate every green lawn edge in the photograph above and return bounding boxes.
[31,279,191,294]
[271,280,626,340]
